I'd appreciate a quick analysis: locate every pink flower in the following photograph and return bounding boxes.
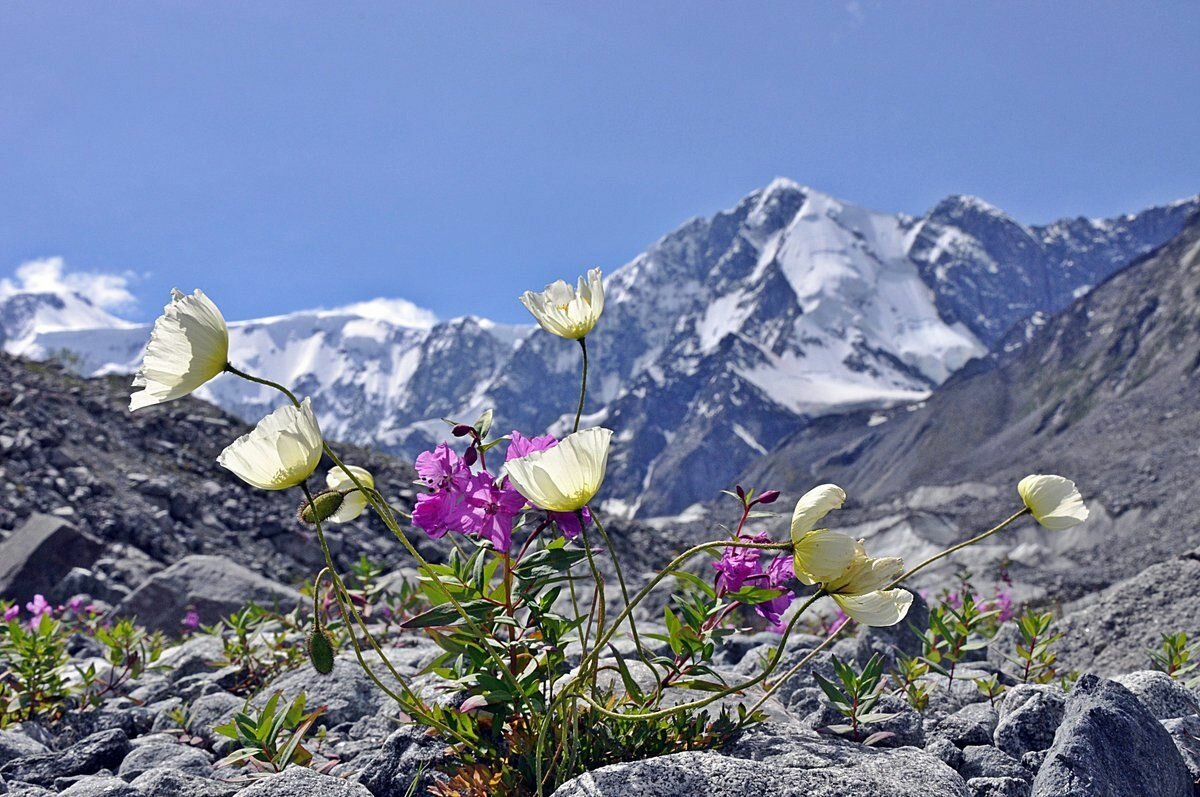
[461,472,525,553]
[506,431,556,461]
[712,532,770,594]
[67,597,85,613]
[412,490,467,538]
[754,555,797,630]
[25,595,53,628]
[181,610,201,632]
[3,605,18,622]
[548,507,591,541]
[415,444,470,493]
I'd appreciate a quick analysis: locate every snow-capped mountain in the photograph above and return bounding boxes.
[6,180,1196,517]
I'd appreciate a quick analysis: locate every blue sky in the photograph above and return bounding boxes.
[2,2,1197,324]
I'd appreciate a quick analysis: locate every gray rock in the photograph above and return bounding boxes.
[350,726,452,796]
[993,685,1065,760]
[934,702,999,748]
[0,730,49,767]
[0,729,130,787]
[185,692,245,747]
[255,652,392,729]
[110,555,304,632]
[1054,553,1200,676]
[232,766,374,796]
[117,742,213,780]
[154,635,228,683]
[57,775,141,797]
[1160,715,1200,787]
[966,777,1031,797]
[926,738,965,771]
[551,722,968,796]
[1031,674,1191,797]
[0,514,104,601]
[130,767,238,797]
[1114,670,1200,720]
[51,707,154,746]
[959,746,1027,781]
[2,784,55,797]
[805,694,925,748]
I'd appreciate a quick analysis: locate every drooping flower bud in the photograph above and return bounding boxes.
[307,622,336,675]
[463,446,479,467]
[451,424,474,438]
[298,489,345,525]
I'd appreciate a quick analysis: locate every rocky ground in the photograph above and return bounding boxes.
[1,541,1199,796]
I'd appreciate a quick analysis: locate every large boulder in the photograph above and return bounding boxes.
[0,729,49,767]
[1054,551,1200,676]
[550,722,968,796]
[1031,674,1192,797]
[129,767,238,797]
[1159,715,1200,787]
[0,728,130,787]
[350,726,453,796]
[116,741,214,780]
[993,685,1066,760]
[1113,670,1200,720]
[110,555,303,632]
[232,766,374,796]
[0,514,104,601]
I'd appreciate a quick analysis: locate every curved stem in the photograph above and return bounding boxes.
[885,508,1030,590]
[573,338,588,433]
[573,591,823,722]
[224,363,300,407]
[590,513,658,681]
[580,539,791,677]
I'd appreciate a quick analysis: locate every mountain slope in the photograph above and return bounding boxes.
[737,212,1200,597]
[5,181,1197,517]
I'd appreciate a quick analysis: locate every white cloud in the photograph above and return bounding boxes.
[0,257,137,312]
[845,1,864,24]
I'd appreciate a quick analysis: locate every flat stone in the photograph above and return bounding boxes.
[110,555,303,632]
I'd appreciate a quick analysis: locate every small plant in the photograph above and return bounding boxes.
[920,588,997,683]
[973,673,1005,706]
[1003,610,1063,684]
[0,614,71,726]
[1148,632,1200,687]
[211,605,309,694]
[214,691,327,775]
[814,653,896,745]
[78,619,166,707]
[890,652,931,712]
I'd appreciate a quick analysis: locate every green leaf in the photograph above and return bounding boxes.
[400,599,496,629]
[726,586,784,606]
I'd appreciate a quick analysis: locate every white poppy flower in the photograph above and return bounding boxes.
[792,529,859,586]
[833,589,913,627]
[824,544,906,596]
[130,288,229,411]
[505,427,612,512]
[790,484,847,537]
[1018,475,1089,530]
[217,399,323,490]
[519,267,604,340]
[789,484,856,584]
[325,465,375,523]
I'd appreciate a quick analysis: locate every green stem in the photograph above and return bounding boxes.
[224,363,300,407]
[573,337,588,433]
[590,513,658,681]
[885,508,1030,590]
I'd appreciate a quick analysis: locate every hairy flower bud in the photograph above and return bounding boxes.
[298,489,345,525]
[307,624,336,675]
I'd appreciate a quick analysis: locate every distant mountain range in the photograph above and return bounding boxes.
[4,180,1197,517]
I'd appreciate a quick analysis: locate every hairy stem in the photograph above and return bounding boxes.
[573,337,588,433]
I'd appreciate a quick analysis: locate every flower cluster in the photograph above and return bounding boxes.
[3,595,100,630]
[712,531,796,629]
[411,428,610,552]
